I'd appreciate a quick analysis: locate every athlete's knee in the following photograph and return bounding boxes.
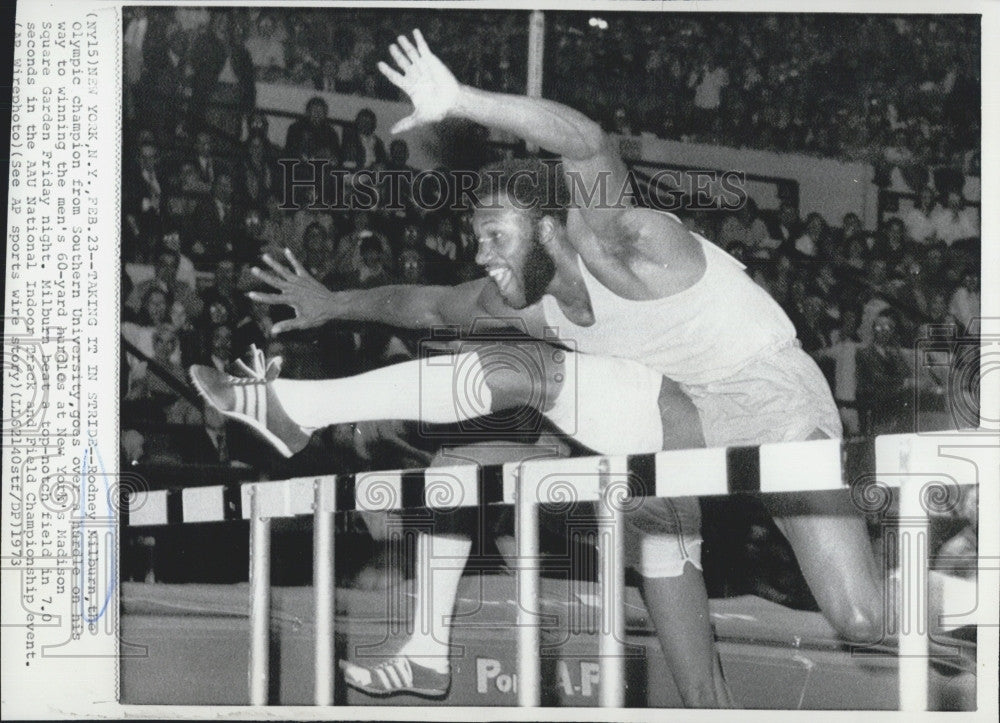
[828,600,885,643]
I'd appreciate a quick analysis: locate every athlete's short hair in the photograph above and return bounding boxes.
[476,157,570,225]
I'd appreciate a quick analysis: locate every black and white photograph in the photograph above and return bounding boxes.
[78,0,995,713]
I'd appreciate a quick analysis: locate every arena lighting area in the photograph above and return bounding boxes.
[121,431,984,710]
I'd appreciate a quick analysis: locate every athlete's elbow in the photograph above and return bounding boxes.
[571,123,610,161]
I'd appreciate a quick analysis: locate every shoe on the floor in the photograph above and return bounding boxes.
[339,655,450,698]
[189,345,310,458]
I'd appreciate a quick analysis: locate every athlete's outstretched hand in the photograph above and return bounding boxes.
[377,29,460,134]
[247,249,336,334]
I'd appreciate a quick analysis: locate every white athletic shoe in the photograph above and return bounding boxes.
[189,346,311,458]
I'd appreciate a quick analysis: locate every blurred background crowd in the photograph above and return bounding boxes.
[120,7,980,600]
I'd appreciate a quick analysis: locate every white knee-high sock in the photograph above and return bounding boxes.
[398,532,472,672]
[273,350,667,456]
[271,352,492,430]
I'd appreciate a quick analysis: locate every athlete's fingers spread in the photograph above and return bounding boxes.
[246,291,285,304]
[260,253,294,279]
[378,61,405,87]
[398,34,419,62]
[413,29,429,55]
[283,247,307,276]
[390,115,418,135]
[389,44,410,71]
[249,266,287,291]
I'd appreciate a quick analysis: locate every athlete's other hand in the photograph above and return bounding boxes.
[248,249,336,334]
[377,29,460,134]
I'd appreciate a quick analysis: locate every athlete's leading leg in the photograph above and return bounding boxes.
[191,342,670,457]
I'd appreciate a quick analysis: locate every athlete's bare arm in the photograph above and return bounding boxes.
[378,30,704,300]
[378,30,630,246]
[247,249,547,336]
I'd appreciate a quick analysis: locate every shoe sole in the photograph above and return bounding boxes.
[343,681,448,699]
[188,367,295,458]
[340,662,449,699]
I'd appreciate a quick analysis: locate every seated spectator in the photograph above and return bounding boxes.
[332,211,391,282]
[857,260,891,345]
[948,267,980,335]
[238,209,273,264]
[718,198,776,259]
[397,247,427,285]
[136,17,190,139]
[870,217,911,266]
[787,211,829,259]
[300,221,337,282]
[791,294,834,353]
[197,298,236,345]
[317,55,339,93]
[284,96,342,161]
[186,172,240,264]
[202,323,235,372]
[189,10,256,143]
[904,186,940,245]
[931,191,979,246]
[857,309,914,435]
[815,308,863,436]
[354,235,394,288]
[159,226,198,290]
[281,185,335,256]
[238,133,280,213]
[169,299,202,368]
[341,108,387,170]
[766,200,804,246]
[123,139,164,256]
[188,131,222,195]
[688,51,729,120]
[842,236,869,271]
[124,287,173,356]
[839,212,865,247]
[126,248,203,321]
[244,11,286,73]
[122,287,176,397]
[381,139,419,218]
[164,160,205,224]
[127,324,201,424]
[233,299,275,360]
[200,257,239,311]
[882,128,927,192]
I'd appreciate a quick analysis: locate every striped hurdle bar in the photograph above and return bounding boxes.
[124,432,982,710]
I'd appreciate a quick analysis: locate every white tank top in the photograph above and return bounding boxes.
[540,234,797,386]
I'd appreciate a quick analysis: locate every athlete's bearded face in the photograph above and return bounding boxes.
[473,198,557,310]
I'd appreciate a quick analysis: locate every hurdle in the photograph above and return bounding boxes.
[124,431,980,710]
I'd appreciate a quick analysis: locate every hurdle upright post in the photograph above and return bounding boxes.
[515,464,542,707]
[597,459,625,708]
[313,477,336,706]
[249,485,272,706]
[897,438,930,712]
